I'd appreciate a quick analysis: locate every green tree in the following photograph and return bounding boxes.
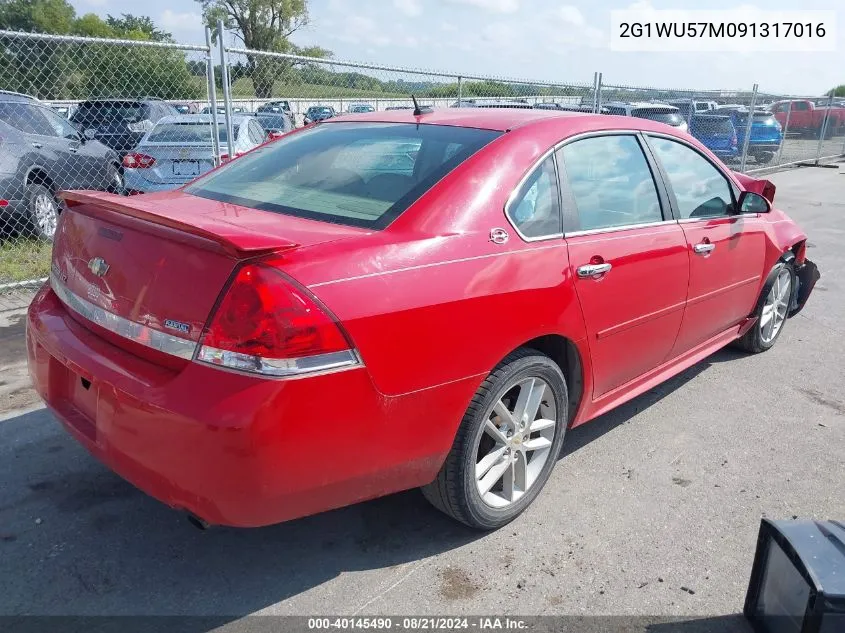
[195,0,331,97]
[0,0,75,33]
[106,14,172,42]
[828,85,845,97]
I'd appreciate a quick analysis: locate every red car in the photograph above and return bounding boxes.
[26,109,819,530]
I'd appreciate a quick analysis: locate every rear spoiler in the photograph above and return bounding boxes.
[61,190,299,257]
[732,173,776,203]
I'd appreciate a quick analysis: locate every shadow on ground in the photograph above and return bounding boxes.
[0,347,752,627]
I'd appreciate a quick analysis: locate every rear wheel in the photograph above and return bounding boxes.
[106,164,125,195]
[755,151,774,164]
[26,182,60,241]
[735,262,793,353]
[421,349,568,530]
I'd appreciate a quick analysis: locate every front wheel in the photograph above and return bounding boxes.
[106,164,125,195]
[735,262,794,353]
[421,349,568,530]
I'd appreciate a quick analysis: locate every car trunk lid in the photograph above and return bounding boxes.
[52,190,367,365]
[131,144,218,185]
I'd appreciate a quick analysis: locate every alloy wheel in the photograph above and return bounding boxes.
[33,191,58,239]
[474,376,557,508]
[760,268,791,344]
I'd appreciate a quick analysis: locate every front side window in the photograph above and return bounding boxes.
[793,102,809,111]
[506,155,561,239]
[559,135,662,231]
[648,136,734,219]
[39,106,79,138]
[186,122,501,229]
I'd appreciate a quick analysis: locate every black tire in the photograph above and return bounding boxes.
[26,182,60,241]
[735,261,794,354]
[755,151,774,164]
[106,163,125,195]
[421,348,568,530]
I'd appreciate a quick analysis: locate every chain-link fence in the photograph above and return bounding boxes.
[1,25,843,310]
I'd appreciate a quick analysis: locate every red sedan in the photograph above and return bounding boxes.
[26,109,819,530]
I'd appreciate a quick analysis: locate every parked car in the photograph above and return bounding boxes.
[348,104,375,113]
[385,105,413,110]
[70,99,179,155]
[688,114,738,161]
[0,98,122,240]
[534,102,610,114]
[769,100,845,138]
[255,112,293,137]
[667,98,718,122]
[604,102,689,133]
[122,114,269,194]
[303,105,337,124]
[199,106,250,115]
[713,106,783,164]
[451,98,532,109]
[28,109,819,531]
[0,90,41,103]
[257,100,292,116]
[173,103,201,115]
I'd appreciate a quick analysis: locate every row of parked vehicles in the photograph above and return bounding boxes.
[3,88,843,242]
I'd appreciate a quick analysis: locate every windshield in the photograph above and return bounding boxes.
[734,112,777,125]
[146,122,238,144]
[186,122,501,229]
[72,101,145,123]
[634,109,683,126]
[308,107,332,115]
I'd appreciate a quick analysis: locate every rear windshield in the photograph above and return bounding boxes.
[147,122,237,144]
[257,114,289,130]
[71,101,146,123]
[634,109,683,126]
[734,112,777,126]
[185,122,501,229]
[308,107,332,113]
[692,117,734,134]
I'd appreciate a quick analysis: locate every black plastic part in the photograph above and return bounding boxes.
[788,258,821,317]
[744,519,845,633]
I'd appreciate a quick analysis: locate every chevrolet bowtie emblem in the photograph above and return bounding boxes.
[88,257,109,277]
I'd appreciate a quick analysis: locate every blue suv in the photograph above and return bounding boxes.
[713,106,783,164]
[689,114,738,161]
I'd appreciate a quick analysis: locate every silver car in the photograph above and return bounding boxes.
[123,114,268,193]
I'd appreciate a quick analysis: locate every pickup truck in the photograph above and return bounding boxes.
[770,100,845,138]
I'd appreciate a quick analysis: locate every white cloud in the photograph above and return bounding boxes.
[393,0,422,17]
[440,22,458,31]
[557,6,586,27]
[445,0,520,15]
[83,0,109,7]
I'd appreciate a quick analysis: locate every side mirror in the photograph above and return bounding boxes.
[737,191,771,214]
[84,128,97,141]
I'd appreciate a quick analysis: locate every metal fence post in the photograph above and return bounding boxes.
[457,76,462,105]
[739,83,758,172]
[596,73,601,114]
[204,26,221,165]
[216,19,235,159]
[814,91,835,165]
[776,100,792,165]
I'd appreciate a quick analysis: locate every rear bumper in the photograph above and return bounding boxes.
[27,284,475,527]
[123,170,185,194]
[748,143,781,153]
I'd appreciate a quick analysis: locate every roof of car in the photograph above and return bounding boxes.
[156,114,253,125]
[322,107,588,131]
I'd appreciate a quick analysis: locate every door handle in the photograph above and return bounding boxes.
[577,263,612,278]
[68,147,78,153]
[693,242,716,254]
[31,142,43,149]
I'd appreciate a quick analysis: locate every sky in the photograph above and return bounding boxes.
[66,0,844,95]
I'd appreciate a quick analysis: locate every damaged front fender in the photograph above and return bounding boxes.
[789,258,820,318]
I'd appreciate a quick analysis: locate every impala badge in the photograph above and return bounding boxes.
[164,319,190,334]
[87,257,109,277]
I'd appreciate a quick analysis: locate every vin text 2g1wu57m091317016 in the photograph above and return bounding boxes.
[26,108,819,530]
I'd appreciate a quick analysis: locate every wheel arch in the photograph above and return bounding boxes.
[25,166,56,193]
[510,334,585,426]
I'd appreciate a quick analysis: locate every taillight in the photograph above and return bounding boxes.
[196,264,359,377]
[122,153,156,169]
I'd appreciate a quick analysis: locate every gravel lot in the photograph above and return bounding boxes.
[0,165,843,631]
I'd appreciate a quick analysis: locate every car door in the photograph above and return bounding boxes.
[37,105,109,189]
[557,133,690,398]
[645,134,767,356]
[3,103,74,189]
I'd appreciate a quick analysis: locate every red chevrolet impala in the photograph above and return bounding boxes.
[26,109,819,530]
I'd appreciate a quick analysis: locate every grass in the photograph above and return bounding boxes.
[0,239,52,286]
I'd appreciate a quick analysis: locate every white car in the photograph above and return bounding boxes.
[604,102,689,133]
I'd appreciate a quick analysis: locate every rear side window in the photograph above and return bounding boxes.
[186,122,501,229]
[72,102,146,124]
[506,155,561,239]
[559,135,662,231]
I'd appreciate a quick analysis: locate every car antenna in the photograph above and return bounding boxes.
[411,95,432,116]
